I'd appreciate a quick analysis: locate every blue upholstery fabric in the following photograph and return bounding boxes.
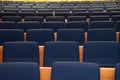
[67,16,87,21]
[0,29,24,45]
[44,41,79,66]
[57,29,85,45]
[0,21,16,29]
[83,41,120,67]
[0,62,40,80]
[3,41,39,64]
[26,29,54,45]
[115,63,120,80]
[46,16,65,22]
[89,16,109,21]
[116,21,120,32]
[87,28,116,41]
[90,21,114,28]
[1,16,22,22]
[17,21,40,32]
[51,62,100,80]
[65,21,88,32]
[42,21,64,32]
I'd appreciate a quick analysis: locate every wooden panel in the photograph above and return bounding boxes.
[100,68,115,80]
[39,46,44,67]
[40,67,51,80]
[0,46,3,63]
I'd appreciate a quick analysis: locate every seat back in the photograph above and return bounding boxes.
[3,41,39,64]
[51,62,100,80]
[0,62,40,80]
[83,41,120,67]
[44,41,79,66]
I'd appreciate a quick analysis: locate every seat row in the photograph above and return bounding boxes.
[0,15,120,23]
[0,62,120,80]
[0,28,119,45]
[0,41,120,67]
[0,21,120,32]
[0,11,120,18]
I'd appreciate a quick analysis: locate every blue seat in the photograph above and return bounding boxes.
[65,21,88,32]
[3,41,39,64]
[41,21,64,32]
[26,29,54,45]
[46,16,65,22]
[87,28,116,41]
[0,62,40,80]
[67,16,87,21]
[51,62,100,80]
[0,21,16,29]
[89,16,109,21]
[57,29,85,45]
[90,21,114,28]
[115,63,120,80]
[83,41,120,67]
[0,29,24,45]
[1,16,22,22]
[111,15,120,23]
[24,16,44,23]
[116,21,120,32]
[44,41,79,66]
[17,21,40,32]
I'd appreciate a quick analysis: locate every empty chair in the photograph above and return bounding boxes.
[65,21,88,32]
[115,63,120,80]
[72,12,89,18]
[0,12,17,17]
[3,8,19,13]
[110,11,120,16]
[41,21,64,32]
[67,16,87,21]
[90,11,109,16]
[0,29,24,45]
[55,12,71,18]
[83,41,120,67]
[46,16,65,22]
[57,29,85,45]
[37,12,53,18]
[20,9,36,12]
[90,21,114,28]
[26,29,54,45]
[0,21,16,29]
[87,28,116,41]
[0,62,40,80]
[17,21,40,32]
[111,15,120,23]
[89,16,110,21]
[18,12,35,18]
[3,41,39,64]
[44,41,79,66]
[24,16,44,23]
[1,16,22,22]
[51,62,99,80]
[54,9,70,12]
[116,21,120,32]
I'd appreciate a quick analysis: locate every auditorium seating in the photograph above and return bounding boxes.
[51,62,99,80]
[0,29,24,45]
[87,28,116,41]
[17,21,40,32]
[89,21,114,28]
[57,29,85,45]
[41,21,64,32]
[3,41,39,64]
[0,21,16,29]
[83,41,120,67]
[65,21,88,32]
[0,62,40,80]
[26,29,54,45]
[115,21,120,32]
[115,63,120,80]
[44,41,79,66]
